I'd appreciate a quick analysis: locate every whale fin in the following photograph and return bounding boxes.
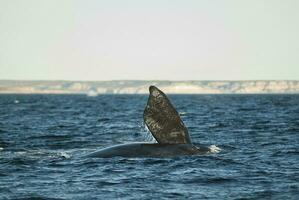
[143,86,192,144]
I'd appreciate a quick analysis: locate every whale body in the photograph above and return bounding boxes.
[87,143,211,158]
[87,86,213,158]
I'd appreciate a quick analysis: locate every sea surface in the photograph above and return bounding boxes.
[0,94,298,199]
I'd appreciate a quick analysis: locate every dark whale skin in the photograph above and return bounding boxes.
[86,86,212,158]
[86,143,210,158]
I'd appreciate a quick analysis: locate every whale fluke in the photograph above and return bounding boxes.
[85,85,214,158]
[143,86,192,144]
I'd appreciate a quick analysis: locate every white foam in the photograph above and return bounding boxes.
[0,147,3,151]
[59,152,71,159]
[14,100,19,104]
[209,145,221,153]
[86,90,98,97]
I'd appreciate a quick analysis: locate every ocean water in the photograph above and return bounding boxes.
[0,94,298,199]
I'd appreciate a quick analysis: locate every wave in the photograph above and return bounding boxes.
[209,145,222,153]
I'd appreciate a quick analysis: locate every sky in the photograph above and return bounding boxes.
[0,0,298,81]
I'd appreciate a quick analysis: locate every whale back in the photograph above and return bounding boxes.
[143,86,192,144]
[86,143,208,158]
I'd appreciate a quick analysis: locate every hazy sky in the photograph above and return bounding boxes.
[0,0,298,80]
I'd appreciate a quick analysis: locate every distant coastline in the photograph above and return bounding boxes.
[0,80,298,94]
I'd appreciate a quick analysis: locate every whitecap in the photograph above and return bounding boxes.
[86,90,98,97]
[58,151,71,159]
[209,145,222,153]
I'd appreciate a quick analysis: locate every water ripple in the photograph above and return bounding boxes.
[0,94,298,199]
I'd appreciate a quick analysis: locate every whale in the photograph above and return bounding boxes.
[86,86,214,158]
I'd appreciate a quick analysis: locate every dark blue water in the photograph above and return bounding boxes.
[0,94,298,199]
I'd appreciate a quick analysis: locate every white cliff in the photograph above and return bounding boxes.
[0,80,298,94]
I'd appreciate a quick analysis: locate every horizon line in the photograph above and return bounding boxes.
[1,79,299,82]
